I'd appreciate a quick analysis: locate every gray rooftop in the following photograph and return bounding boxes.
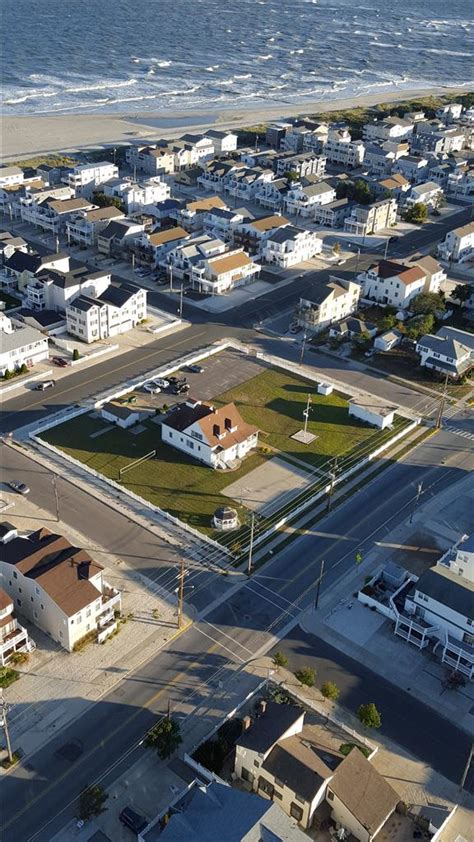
[0,324,47,353]
[416,565,474,618]
[236,702,302,754]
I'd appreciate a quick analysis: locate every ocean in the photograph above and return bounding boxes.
[2,0,473,116]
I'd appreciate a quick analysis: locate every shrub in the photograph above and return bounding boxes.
[339,742,370,758]
[294,667,316,687]
[145,716,182,759]
[78,785,109,821]
[0,667,19,689]
[273,651,288,668]
[357,702,381,729]
[9,651,29,666]
[320,681,340,701]
[72,348,80,361]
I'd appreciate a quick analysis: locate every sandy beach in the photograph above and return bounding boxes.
[1,85,470,162]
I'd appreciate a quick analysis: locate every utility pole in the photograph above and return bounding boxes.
[299,332,307,366]
[55,235,59,254]
[247,512,255,575]
[170,263,174,294]
[0,692,13,764]
[314,559,325,611]
[177,555,185,629]
[384,236,390,260]
[178,283,184,318]
[131,252,135,273]
[326,456,338,512]
[303,394,311,437]
[459,742,474,792]
[409,481,423,524]
[355,247,361,275]
[435,371,449,429]
[52,474,60,522]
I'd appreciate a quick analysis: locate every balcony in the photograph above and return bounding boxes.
[97,581,121,620]
[0,623,29,665]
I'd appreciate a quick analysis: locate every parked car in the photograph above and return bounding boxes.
[52,356,68,368]
[154,378,170,389]
[168,375,186,385]
[34,380,55,391]
[119,807,148,835]
[143,382,161,394]
[171,383,190,394]
[8,481,30,495]
[186,364,204,374]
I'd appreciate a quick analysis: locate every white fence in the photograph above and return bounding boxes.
[0,368,53,397]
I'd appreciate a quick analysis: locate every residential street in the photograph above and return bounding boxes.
[1,423,473,842]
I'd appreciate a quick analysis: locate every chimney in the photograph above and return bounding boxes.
[213,423,220,438]
[259,700,267,715]
[242,715,252,732]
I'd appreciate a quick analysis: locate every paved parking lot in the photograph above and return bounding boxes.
[222,455,314,516]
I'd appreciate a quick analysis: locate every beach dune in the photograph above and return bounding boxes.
[1,85,469,163]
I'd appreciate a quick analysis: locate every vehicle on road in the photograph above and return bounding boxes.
[52,356,68,368]
[8,481,30,495]
[34,380,55,391]
[154,378,170,388]
[337,259,346,266]
[185,364,204,374]
[143,382,161,394]
[119,807,148,835]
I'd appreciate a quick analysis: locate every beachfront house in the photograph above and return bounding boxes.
[67,162,119,198]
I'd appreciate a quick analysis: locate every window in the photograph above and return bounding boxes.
[327,789,334,802]
[41,603,44,610]
[35,587,40,595]
[258,777,274,798]
[241,767,253,783]
[30,596,34,602]
[290,802,304,822]
[253,760,260,768]
[273,790,282,800]
[294,793,305,804]
[34,611,38,619]
[17,598,22,607]
[87,608,92,618]
[13,571,17,579]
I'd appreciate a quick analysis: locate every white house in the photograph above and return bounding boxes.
[374,329,403,352]
[435,103,463,124]
[363,116,414,142]
[0,166,25,188]
[66,282,147,343]
[324,129,365,168]
[189,247,260,294]
[263,226,322,269]
[172,195,228,233]
[126,144,175,176]
[344,198,397,236]
[3,249,71,293]
[205,130,238,155]
[295,277,360,334]
[438,221,474,264]
[66,206,125,247]
[348,397,396,429]
[0,317,49,375]
[234,701,399,837]
[234,214,290,255]
[24,266,111,314]
[254,178,290,211]
[358,259,428,308]
[284,182,336,218]
[179,133,215,162]
[102,176,170,213]
[275,152,326,180]
[100,401,140,428]
[203,208,246,244]
[145,226,190,267]
[313,198,356,228]
[0,527,121,651]
[416,326,474,379]
[393,155,429,184]
[406,181,443,210]
[162,399,259,469]
[68,162,119,197]
[394,534,474,679]
[164,235,226,280]
[97,218,145,256]
[21,196,95,234]
[0,587,34,667]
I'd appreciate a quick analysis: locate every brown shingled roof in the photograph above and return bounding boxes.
[186,195,226,213]
[0,528,103,617]
[208,251,253,276]
[329,747,399,837]
[249,215,289,232]
[149,226,189,246]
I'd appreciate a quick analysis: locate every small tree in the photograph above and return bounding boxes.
[320,681,340,701]
[72,348,80,361]
[145,716,182,759]
[453,283,471,304]
[380,314,397,331]
[284,170,300,184]
[295,667,316,687]
[405,313,434,340]
[332,241,341,256]
[357,702,381,729]
[404,203,428,224]
[78,785,109,821]
[411,292,445,317]
[273,651,288,669]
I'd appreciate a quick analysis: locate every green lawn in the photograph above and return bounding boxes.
[41,413,269,535]
[41,366,406,539]
[213,367,391,470]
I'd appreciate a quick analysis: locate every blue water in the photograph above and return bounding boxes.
[2,0,473,115]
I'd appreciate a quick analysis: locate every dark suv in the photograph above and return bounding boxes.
[119,806,148,835]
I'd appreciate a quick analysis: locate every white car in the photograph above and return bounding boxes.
[144,382,161,394]
[154,378,170,389]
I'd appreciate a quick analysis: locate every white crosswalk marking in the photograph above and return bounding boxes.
[445,425,474,442]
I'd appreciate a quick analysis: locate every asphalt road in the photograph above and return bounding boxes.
[2,425,473,842]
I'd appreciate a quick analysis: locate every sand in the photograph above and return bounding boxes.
[0,85,469,162]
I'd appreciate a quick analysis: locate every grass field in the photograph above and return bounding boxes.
[213,368,392,470]
[41,367,404,538]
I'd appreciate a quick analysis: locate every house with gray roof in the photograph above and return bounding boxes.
[296,276,360,334]
[262,225,322,268]
[416,326,473,378]
[285,181,336,218]
[234,701,399,836]
[0,315,49,376]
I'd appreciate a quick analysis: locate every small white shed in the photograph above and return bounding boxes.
[348,397,396,429]
[374,329,403,352]
[317,382,333,396]
[101,401,140,429]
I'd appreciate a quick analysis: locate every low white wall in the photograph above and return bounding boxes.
[358,590,395,619]
[0,368,54,397]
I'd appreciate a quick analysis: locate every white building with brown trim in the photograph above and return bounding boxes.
[0,528,121,651]
[358,259,429,308]
[161,399,259,469]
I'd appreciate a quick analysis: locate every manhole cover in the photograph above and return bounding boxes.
[55,740,83,762]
